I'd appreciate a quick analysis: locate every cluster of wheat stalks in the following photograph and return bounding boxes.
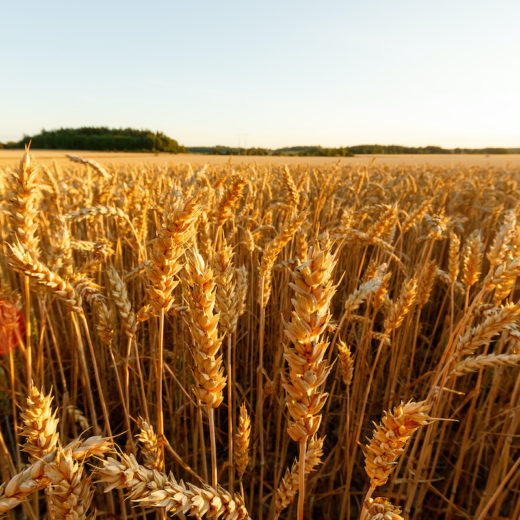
[0,151,519,519]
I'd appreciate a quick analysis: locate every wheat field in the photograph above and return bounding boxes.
[0,150,519,519]
[2,149,520,167]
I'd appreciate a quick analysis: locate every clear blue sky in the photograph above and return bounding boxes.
[1,1,519,148]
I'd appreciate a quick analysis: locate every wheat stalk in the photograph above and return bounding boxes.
[273,435,324,518]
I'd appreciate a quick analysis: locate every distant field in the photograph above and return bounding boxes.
[1,149,520,167]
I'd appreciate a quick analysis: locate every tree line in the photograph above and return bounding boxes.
[188,144,515,156]
[1,128,516,156]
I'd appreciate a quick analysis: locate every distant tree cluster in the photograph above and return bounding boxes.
[3,127,186,153]
[186,144,514,157]
[188,146,270,156]
[272,146,354,157]
[187,145,352,156]
[346,144,512,155]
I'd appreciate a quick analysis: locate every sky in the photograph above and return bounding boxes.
[1,0,519,148]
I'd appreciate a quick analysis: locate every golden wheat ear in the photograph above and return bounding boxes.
[20,384,59,461]
[46,448,94,520]
[135,417,161,470]
[184,248,226,409]
[0,461,48,512]
[8,146,40,256]
[363,401,432,488]
[234,402,251,481]
[97,453,251,519]
[364,497,404,520]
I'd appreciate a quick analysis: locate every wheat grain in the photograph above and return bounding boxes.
[234,402,251,481]
[363,401,431,487]
[20,384,59,461]
[97,453,251,519]
[364,497,403,520]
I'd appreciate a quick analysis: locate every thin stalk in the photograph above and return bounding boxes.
[70,312,99,434]
[24,276,32,384]
[256,279,266,520]
[339,392,351,520]
[227,334,235,491]
[475,456,520,520]
[124,335,132,424]
[208,407,218,489]
[157,308,165,470]
[78,312,112,435]
[360,483,376,520]
[76,312,117,516]
[8,348,21,470]
[297,439,307,520]
[198,406,208,482]
[132,337,150,421]
[107,344,135,452]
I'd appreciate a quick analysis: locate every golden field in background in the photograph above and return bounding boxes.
[2,148,520,167]
[0,151,519,519]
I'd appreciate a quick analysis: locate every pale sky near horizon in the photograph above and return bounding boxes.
[1,0,519,148]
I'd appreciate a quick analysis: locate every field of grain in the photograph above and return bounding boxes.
[0,151,519,519]
[2,149,520,168]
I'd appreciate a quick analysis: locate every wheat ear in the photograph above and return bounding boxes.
[46,448,94,520]
[185,249,226,488]
[364,497,403,520]
[461,230,483,289]
[97,453,251,519]
[185,250,227,409]
[20,384,59,461]
[281,166,300,207]
[214,238,236,337]
[259,211,307,306]
[283,243,336,519]
[217,175,246,226]
[384,276,417,332]
[337,339,354,388]
[361,401,431,519]
[136,417,162,470]
[451,353,520,377]
[147,197,199,313]
[363,401,431,488]
[8,242,82,312]
[8,148,40,255]
[0,436,110,512]
[234,402,251,481]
